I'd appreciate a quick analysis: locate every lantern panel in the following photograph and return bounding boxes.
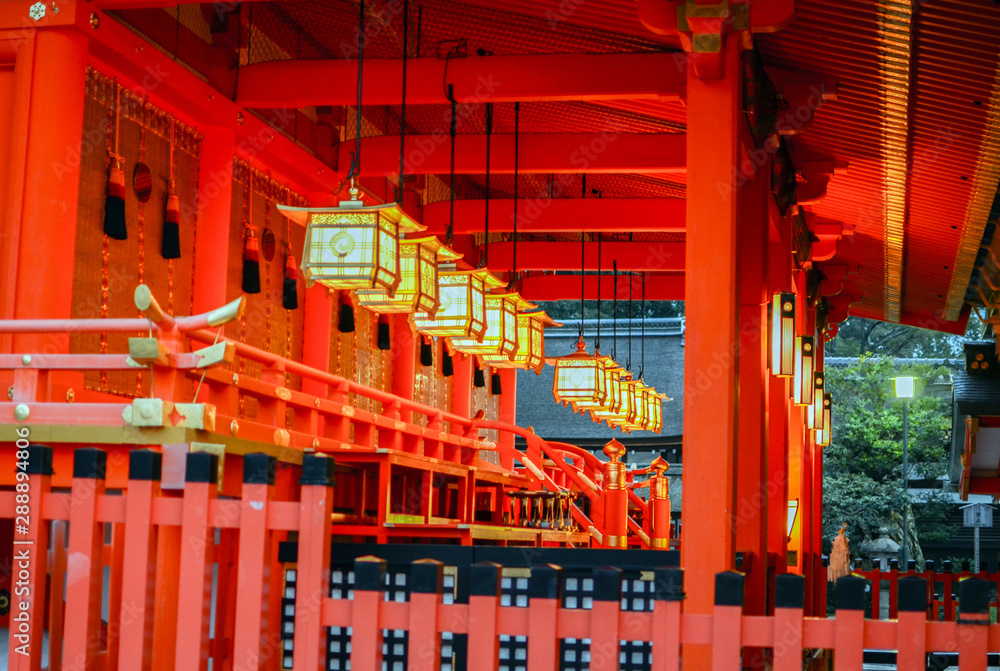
[483,310,560,373]
[771,293,796,377]
[807,372,825,430]
[412,269,502,339]
[551,339,610,410]
[793,335,815,406]
[452,293,532,359]
[356,237,460,316]
[815,393,832,446]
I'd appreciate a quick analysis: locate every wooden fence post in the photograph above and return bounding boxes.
[957,577,989,671]
[896,576,927,671]
[409,559,444,671]
[651,568,683,671]
[63,447,107,671]
[10,444,52,671]
[467,562,501,671]
[773,573,804,671]
[351,556,387,671]
[232,453,276,671]
[527,565,562,670]
[590,567,622,671]
[833,575,865,671]
[293,453,335,671]
[711,572,743,671]
[118,449,163,671]
[175,450,218,671]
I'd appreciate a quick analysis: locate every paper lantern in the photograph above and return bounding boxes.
[646,389,666,434]
[452,292,534,360]
[482,310,561,373]
[629,379,652,431]
[770,293,796,377]
[591,371,638,431]
[280,187,423,294]
[792,335,815,406]
[586,363,627,425]
[551,338,611,411]
[815,393,832,446]
[355,236,461,316]
[412,268,503,339]
[807,372,825,430]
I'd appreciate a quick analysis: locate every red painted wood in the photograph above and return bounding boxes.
[117,475,160,670]
[9,460,50,671]
[526,598,559,669]
[175,479,214,671]
[292,475,334,670]
[63,462,106,671]
[232,481,272,671]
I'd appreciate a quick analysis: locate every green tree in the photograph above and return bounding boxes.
[823,355,952,560]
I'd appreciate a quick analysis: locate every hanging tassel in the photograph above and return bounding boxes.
[377,315,391,350]
[491,371,502,395]
[420,339,433,366]
[104,158,128,240]
[242,222,261,294]
[473,362,485,388]
[282,250,299,310]
[162,189,181,259]
[442,350,453,377]
[338,294,355,333]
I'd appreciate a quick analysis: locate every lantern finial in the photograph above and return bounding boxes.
[603,438,626,461]
[650,455,669,474]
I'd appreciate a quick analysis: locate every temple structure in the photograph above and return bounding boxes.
[1,0,999,668]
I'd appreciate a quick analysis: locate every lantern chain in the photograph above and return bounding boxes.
[595,233,601,354]
[612,260,618,361]
[627,271,633,372]
[481,101,493,268]
[346,0,365,184]
[509,101,520,289]
[579,232,585,339]
[396,0,408,203]
[447,84,456,246]
[640,273,646,380]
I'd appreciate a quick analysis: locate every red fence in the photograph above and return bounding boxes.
[4,445,1000,670]
[859,560,1000,621]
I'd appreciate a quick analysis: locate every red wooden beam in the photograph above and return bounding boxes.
[237,53,686,107]
[488,242,684,272]
[420,199,686,233]
[519,274,683,301]
[353,133,685,175]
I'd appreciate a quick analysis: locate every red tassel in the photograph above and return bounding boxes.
[282,252,298,310]
[103,162,127,240]
[162,192,181,259]
[242,224,261,294]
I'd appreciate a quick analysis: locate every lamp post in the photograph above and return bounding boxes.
[894,376,915,567]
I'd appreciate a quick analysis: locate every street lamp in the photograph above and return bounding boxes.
[894,376,915,567]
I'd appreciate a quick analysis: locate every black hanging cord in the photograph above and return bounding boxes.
[640,274,646,379]
[595,233,602,354]
[627,272,633,371]
[612,260,618,361]
[481,102,493,268]
[396,0,408,202]
[509,101,520,289]
[447,84,456,246]
[346,0,365,183]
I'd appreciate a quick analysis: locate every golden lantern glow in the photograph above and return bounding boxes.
[593,371,638,431]
[280,187,424,294]
[551,338,612,411]
[630,379,652,431]
[452,292,534,360]
[815,393,832,446]
[482,310,561,373]
[793,335,815,406]
[646,390,666,434]
[355,236,460,316]
[411,268,503,339]
[807,372,825,430]
[588,364,627,426]
[770,293,796,377]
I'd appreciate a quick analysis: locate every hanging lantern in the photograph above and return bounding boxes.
[815,393,832,446]
[592,370,638,431]
[280,185,424,295]
[586,362,626,423]
[807,372,825,430]
[452,292,533,360]
[482,310,561,374]
[646,389,666,434]
[355,236,461,316]
[792,335,815,406]
[629,379,652,431]
[551,338,612,411]
[770,293,796,377]
[412,267,503,340]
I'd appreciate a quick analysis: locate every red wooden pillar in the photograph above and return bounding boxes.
[735,117,770,660]
[192,128,236,315]
[3,28,86,359]
[301,285,333,440]
[293,454,335,670]
[681,34,742,665]
[498,368,518,470]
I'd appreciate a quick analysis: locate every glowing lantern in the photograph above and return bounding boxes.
[452,292,533,360]
[770,293,796,377]
[587,363,626,425]
[646,390,666,434]
[815,393,832,446]
[793,335,815,406]
[807,372,825,430]
[355,236,460,316]
[592,371,638,431]
[280,186,424,294]
[412,268,503,340]
[551,338,612,411]
[629,379,652,431]
[482,310,561,373]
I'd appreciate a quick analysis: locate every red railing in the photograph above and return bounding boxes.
[858,560,1000,621]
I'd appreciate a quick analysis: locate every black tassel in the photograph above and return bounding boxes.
[420,340,433,366]
[104,162,127,240]
[442,351,453,377]
[473,364,485,388]
[161,193,181,258]
[338,298,355,333]
[491,371,502,395]
[377,316,391,350]
[242,225,261,294]
[282,253,298,310]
